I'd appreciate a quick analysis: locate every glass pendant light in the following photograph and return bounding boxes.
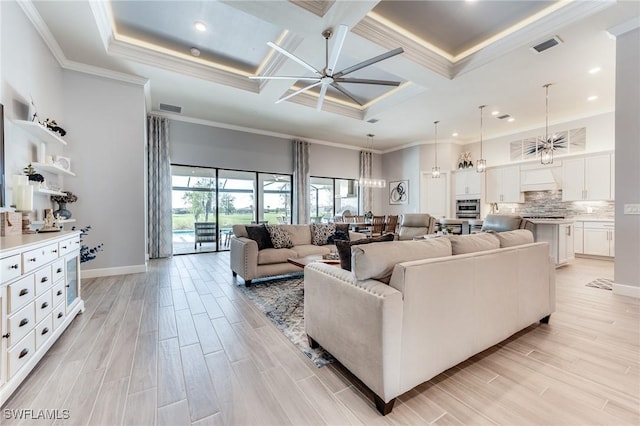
[432,121,441,178]
[476,105,487,173]
[541,83,554,165]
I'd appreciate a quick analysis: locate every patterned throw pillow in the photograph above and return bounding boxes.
[311,223,336,246]
[266,225,294,249]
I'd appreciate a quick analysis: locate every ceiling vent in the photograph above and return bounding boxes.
[531,36,563,54]
[497,114,511,120]
[367,118,379,124]
[159,103,182,113]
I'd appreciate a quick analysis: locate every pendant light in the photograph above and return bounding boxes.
[541,83,553,165]
[432,121,441,178]
[359,134,386,188]
[476,105,487,173]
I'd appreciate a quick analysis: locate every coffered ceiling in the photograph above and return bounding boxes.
[24,0,639,150]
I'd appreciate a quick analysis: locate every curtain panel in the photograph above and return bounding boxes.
[292,140,310,224]
[359,150,373,213]
[147,115,173,258]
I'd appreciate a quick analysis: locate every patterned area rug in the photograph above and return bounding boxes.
[586,278,613,290]
[238,275,335,367]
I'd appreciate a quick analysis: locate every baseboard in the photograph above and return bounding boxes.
[81,263,147,278]
[612,282,640,299]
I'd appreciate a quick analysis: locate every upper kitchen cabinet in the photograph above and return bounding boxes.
[454,169,482,200]
[562,153,612,201]
[486,166,523,203]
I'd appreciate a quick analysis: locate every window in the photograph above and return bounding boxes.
[310,177,359,223]
[260,174,292,224]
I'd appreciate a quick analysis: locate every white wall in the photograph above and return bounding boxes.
[613,27,640,295]
[62,71,147,274]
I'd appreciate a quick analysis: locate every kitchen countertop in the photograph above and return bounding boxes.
[526,218,576,225]
[571,217,615,222]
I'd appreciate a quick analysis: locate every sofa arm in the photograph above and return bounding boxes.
[304,263,403,404]
[229,236,258,282]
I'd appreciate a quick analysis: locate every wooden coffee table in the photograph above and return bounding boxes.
[287,255,341,268]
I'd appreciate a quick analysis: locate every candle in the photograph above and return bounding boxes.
[18,185,33,211]
[12,175,28,208]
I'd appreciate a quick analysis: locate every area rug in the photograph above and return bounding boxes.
[238,275,335,367]
[586,278,613,290]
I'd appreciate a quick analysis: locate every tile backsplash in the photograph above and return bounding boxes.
[496,190,614,219]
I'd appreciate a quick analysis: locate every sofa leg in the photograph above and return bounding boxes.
[244,279,252,287]
[232,271,237,277]
[374,395,395,416]
[307,335,319,349]
[540,314,551,324]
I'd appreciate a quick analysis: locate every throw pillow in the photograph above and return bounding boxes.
[327,229,350,244]
[266,225,294,249]
[311,223,336,246]
[245,224,273,250]
[335,223,350,235]
[335,233,395,271]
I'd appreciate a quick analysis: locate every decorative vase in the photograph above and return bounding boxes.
[54,202,72,219]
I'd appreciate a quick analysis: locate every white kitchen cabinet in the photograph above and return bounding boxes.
[574,221,584,254]
[486,166,522,203]
[562,154,612,201]
[532,221,575,267]
[558,223,575,265]
[454,169,482,200]
[582,221,614,257]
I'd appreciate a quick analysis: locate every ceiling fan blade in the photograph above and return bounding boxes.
[327,24,348,76]
[334,47,404,78]
[331,82,363,106]
[275,81,323,104]
[316,84,328,111]
[267,41,321,75]
[249,76,321,81]
[334,77,401,86]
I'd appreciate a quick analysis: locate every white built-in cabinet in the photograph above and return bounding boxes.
[534,222,575,266]
[562,154,612,201]
[582,221,615,257]
[486,166,522,203]
[454,169,482,200]
[574,221,584,254]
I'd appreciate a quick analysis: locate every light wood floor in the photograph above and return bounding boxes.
[2,254,639,425]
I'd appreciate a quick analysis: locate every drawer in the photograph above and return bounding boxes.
[59,236,80,257]
[35,266,53,296]
[35,315,54,350]
[8,275,35,314]
[7,302,36,347]
[52,258,65,283]
[23,243,59,273]
[583,221,615,230]
[52,302,66,330]
[8,331,36,379]
[35,290,53,323]
[52,280,65,307]
[1,254,22,283]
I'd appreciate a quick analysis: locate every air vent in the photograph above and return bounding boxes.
[531,36,563,53]
[367,118,379,124]
[497,114,511,120]
[159,103,182,113]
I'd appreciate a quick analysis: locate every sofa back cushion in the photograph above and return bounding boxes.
[447,232,500,255]
[495,229,534,247]
[232,224,249,238]
[352,238,452,283]
[335,233,395,271]
[278,224,312,246]
[480,214,523,232]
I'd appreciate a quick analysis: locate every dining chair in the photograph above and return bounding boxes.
[370,215,386,237]
[384,215,399,234]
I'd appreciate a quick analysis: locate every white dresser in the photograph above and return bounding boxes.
[0,231,84,406]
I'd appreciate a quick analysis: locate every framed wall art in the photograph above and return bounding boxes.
[389,180,409,205]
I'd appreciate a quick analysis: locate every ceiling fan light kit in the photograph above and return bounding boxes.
[251,25,404,111]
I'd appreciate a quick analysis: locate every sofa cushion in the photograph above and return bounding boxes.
[258,248,298,265]
[495,229,534,247]
[480,214,523,232]
[232,224,249,238]
[447,233,500,255]
[398,226,429,240]
[246,224,273,250]
[311,223,336,245]
[267,225,294,249]
[291,244,332,258]
[335,233,395,271]
[352,238,452,283]
[279,224,312,246]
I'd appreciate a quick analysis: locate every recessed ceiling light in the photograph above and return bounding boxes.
[588,67,601,74]
[491,110,499,116]
[507,117,516,122]
[587,95,598,101]
[190,47,201,57]
[194,21,207,32]
[452,132,459,137]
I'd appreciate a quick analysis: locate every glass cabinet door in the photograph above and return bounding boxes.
[66,254,79,308]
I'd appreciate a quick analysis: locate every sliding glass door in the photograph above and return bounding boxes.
[310,177,359,223]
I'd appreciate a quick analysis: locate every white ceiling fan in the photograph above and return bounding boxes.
[250,25,404,111]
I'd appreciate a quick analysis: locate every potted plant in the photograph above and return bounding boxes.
[50,191,78,219]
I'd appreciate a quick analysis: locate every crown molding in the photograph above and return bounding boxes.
[18,0,147,86]
[88,0,113,52]
[288,0,336,18]
[607,16,640,38]
[284,91,364,120]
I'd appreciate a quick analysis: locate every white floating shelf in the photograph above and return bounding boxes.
[36,188,66,196]
[32,162,76,177]
[32,218,76,225]
[13,120,67,146]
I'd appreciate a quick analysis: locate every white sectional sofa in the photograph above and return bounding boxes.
[304,230,555,415]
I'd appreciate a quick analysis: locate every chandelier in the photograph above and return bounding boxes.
[432,121,441,178]
[541,83,554,165]
[476,105,486,173]
[358,134,386,188]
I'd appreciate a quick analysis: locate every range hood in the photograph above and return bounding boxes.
[520,163,562,192]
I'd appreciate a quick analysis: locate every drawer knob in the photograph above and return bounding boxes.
[10,264,19,270]
[56,268,63,273]
[29,257,37,262]
[57,312,64,319]
[41,276,49,283]
[61,245,67,249]
[52,249,58,253]
[41,327,49,335]
[19,318,29,327]
[41,302,49,309]
[18,348,29,359]
[1,333,9,339]
[57,290,63,296]
[19,288,30,297]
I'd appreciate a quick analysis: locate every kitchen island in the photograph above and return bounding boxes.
[527,218,576,267]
